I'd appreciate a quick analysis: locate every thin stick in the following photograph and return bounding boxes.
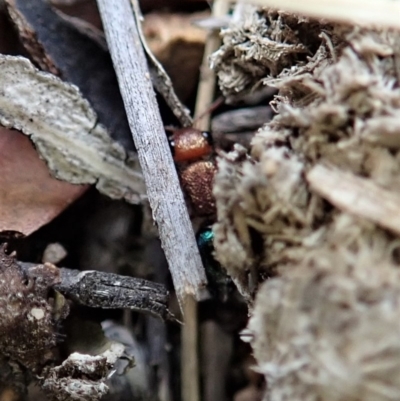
[193,0,231,131]
[181,296,199,401]
[96,0,207,308]
[182,2,230,401]
[240,0,400,30]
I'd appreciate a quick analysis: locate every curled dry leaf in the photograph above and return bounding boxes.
[42,353,109,401]
[42,346,125,401]
[0,128,87,235]
[0,55,146,206]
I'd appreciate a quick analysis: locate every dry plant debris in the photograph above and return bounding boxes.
[210,5,400,400]
[248,217,400,401]
[0,247,169,400]
[129,0,193,128]
[212,6,400,294]
[211,7,331,99]
[9,0,400,399]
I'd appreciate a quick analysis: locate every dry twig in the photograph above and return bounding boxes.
[96,0,207,307]
[193,0,230,130]
[20,262,169,319]
[182,2,230,401]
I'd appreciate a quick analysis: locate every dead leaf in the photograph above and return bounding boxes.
[0,128,87,235]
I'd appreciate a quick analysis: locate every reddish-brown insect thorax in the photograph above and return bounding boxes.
[170,128,213,163]
[169,127,216,216]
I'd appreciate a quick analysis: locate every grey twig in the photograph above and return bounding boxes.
[56,269,169,319]
[20,263,170,320]
[96,0,207,307]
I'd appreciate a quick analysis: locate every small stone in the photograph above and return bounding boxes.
[30,307,45,320]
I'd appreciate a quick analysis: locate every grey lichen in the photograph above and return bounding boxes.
[248,214,400,401]
[212,6,400,401]
[213,7,400,297]
[213,142,317,300]
[211,7,336,99]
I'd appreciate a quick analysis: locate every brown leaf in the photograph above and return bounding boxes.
[0,128,87,235]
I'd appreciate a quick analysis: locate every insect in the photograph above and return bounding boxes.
[196,226,234,302]
[167,98,225,217]
[169,127,217,216]
[167,99,236,299]
[170,128,213,163]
